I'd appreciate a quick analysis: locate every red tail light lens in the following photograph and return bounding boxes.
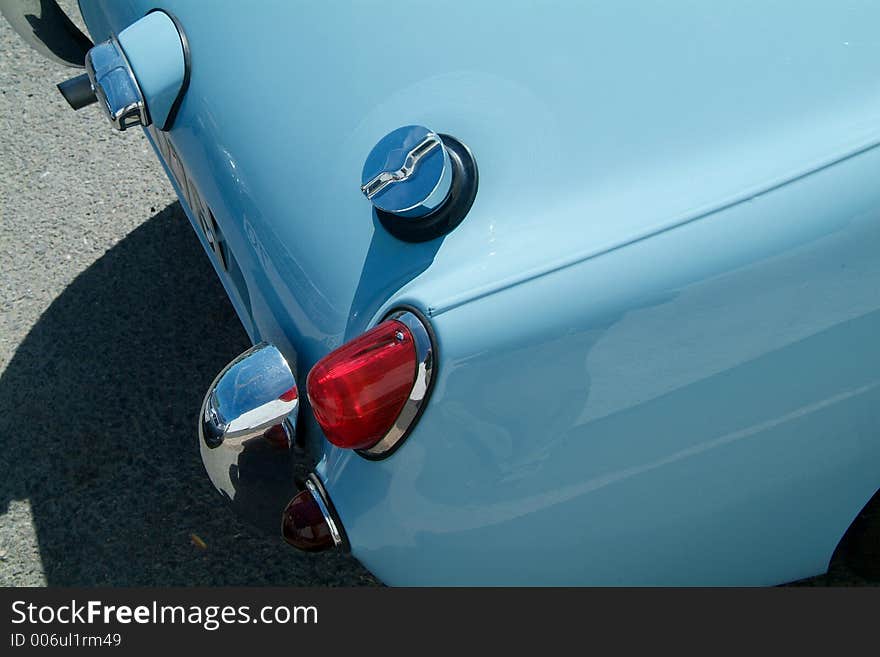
[307,318,420,451]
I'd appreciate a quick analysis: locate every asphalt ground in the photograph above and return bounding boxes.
[1,3,878,587]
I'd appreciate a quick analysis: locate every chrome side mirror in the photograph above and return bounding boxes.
[198,343,300,533]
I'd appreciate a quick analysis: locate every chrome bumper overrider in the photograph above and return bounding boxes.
[198,343,345,549]
[198,343,301,535]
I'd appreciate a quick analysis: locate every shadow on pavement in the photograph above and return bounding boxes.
[0,202,374,585]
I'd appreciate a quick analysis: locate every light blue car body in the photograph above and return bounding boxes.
[77,0,880,584]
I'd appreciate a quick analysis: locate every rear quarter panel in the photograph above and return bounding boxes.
[322,142,880,584]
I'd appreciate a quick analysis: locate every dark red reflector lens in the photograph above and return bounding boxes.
[281,490,334,552]
[307,319,416,450]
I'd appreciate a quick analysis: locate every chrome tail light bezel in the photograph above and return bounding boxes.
[356,307,437,460]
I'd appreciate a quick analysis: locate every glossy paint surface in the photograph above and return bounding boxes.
[78,0,880,583]
[326,143,880,584]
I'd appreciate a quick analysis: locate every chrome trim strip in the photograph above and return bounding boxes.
[305,479,343,547]
[360,133,443,199]
[357,309,435,459]
[84,35,149,131]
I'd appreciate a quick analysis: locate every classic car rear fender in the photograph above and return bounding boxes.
[319,138,880,585]
[39,0,880,584]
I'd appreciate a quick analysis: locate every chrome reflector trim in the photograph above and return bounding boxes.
[305,478,343,548]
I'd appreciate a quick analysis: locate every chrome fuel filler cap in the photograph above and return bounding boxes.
[361,125,478,242]
[361,125,452,218]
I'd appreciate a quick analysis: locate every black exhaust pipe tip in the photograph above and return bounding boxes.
[57,73,97,110]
